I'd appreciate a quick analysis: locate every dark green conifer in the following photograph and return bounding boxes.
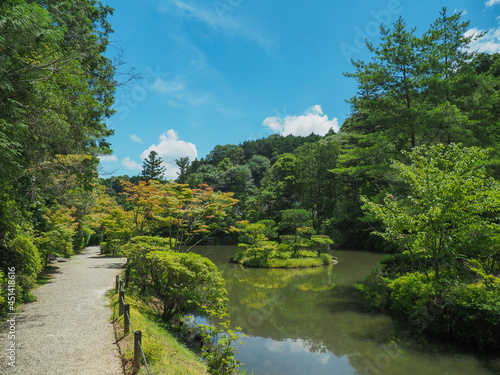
[141,150,166,180]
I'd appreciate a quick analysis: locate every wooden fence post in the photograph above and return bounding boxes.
[119,290,124,316]
[115,275,120,293]
[124,304,130,335]
[125,266,130,288]
[134,331,142,371]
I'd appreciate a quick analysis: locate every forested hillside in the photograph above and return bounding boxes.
[161,10,500,252]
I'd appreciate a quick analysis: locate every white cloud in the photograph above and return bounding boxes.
[486,0,500,7]
[99,154,118,163]
[130,134,142,143]
[167,91,211,107]
[158,0,273,48]
[122,157,142,170]
[141,129,198,179]
[152,78,185,94]
[465,26,500,53]
[152,76,213,109]
[160,0,218,28]
[262,105,339,137]
[265,338,329,364]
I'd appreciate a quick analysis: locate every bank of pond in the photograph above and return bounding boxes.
[194,245,500,375]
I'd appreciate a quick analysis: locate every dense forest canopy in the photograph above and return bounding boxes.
[0,0,116,304]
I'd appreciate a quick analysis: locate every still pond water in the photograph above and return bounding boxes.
[194,245,500,375]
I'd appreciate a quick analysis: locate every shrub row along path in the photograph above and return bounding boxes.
[1,246,125,374]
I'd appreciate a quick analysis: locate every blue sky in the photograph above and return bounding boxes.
[98,0,500,179]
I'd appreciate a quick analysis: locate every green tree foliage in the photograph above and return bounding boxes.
[223,165,254,216]
[343,9,479,167]
[120,180,162,235]
[206,144,245,166]
[465,53,500,151]
[186,163,226,191]
[361,144,500,278]
[36,206,78,261]
[236,222,267,247]
[6,232,43,299]
[256,219,278,240]
[278,209,312,236]
[142,150,166,181]
[0,0,116,300]
[329,9,500,248]
[235,214,334,266]
[0,270,6,313]
[255,153,298,216]
[120,180,238,250]
[280,228,315,259]
[175,156,190,184]
[294,138,339,227]
[185,133,321,194]
[123,236,174,292]
[235,222,278,264]
[359,144,500,348]
[147,251,227,322]
[309,235,334,257]
[198,320,245,375]
[0,0,115,178]
[88,185,133,248]
[239,133,321,162]
[247,155,270,188]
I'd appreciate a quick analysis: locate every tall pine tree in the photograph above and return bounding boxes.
[175,156,190,184]
[341,8,478,169]
[142,151,166,181]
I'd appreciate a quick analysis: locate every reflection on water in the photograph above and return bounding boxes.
[194,246,500,375]
[235,337,354,375]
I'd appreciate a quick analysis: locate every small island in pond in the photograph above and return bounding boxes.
[230,213,337,268]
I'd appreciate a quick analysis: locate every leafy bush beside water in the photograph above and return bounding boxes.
[357,268,500,349]
[357,145,500,349]
[122,235,245,374]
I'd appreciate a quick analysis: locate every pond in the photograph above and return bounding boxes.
[194,245,500,375]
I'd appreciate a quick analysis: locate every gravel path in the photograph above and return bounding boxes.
[1,246,126,375]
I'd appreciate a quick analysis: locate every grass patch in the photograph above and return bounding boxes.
[110,282,207,375]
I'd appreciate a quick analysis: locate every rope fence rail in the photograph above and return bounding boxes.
[115,275,152,375]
